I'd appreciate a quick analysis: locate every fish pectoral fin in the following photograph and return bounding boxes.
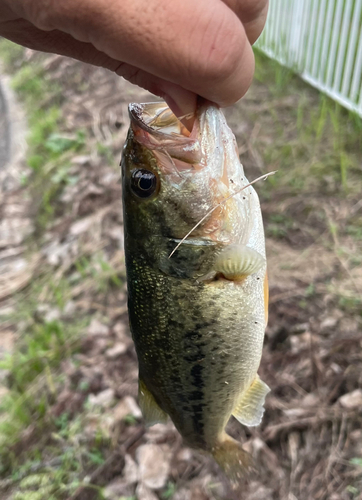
[138,379,168,427]
[214,245,265,281]
[232,375,270,427]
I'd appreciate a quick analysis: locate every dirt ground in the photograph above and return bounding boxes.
[0,48,362,500]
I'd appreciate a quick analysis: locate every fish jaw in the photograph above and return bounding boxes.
[128,102,202,165]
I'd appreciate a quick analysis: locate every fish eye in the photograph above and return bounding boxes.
[131,169,158,198]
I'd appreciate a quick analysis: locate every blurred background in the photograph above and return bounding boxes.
[0,0,361,499]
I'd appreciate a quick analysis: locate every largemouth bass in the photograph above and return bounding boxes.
[121,101,270,479]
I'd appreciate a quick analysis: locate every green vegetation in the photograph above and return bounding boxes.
[0,278,86,454]
[0,41,115,499]
[253,49,362,200]
[0,38,24,70]
[0,273,113,498]
[1,320,76,391]
[161,482,177,499]
[1,410,109,499]
[0,40,86,231]
[23,98,86,229]
[265,213,295,239]
[74,253,124,293]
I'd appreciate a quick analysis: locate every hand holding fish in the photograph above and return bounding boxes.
[0,0,268,117]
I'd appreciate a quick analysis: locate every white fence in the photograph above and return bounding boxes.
[256,0,362,116]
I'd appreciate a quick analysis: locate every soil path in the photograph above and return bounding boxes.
[0,76,11,171]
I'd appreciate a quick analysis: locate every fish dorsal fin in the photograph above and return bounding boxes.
[214,245,265,281]
[138,379,168,427]
[232,375,270,427]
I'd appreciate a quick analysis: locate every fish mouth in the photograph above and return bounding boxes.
[129,102,202,167]
[128,101,235,194]
[129,102,192,136]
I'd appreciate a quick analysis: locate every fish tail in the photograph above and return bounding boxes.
[211,433,252,482]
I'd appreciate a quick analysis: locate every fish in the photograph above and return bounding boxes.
[121,100,270,480]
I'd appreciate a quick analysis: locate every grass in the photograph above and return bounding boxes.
[1,319,78,392]
[1,411,110,499]
[0,40,86,231]
[74,253,124,293]
[0,294,109,500]
[0,38,24,71]
[253,50,362,199]
[0,249,124,473]
[265,213,295,239]
[0,278,86,455]
[0,41,116,499]
[250,50,362,269]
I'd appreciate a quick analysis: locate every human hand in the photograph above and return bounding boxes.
[0,0,268,120]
